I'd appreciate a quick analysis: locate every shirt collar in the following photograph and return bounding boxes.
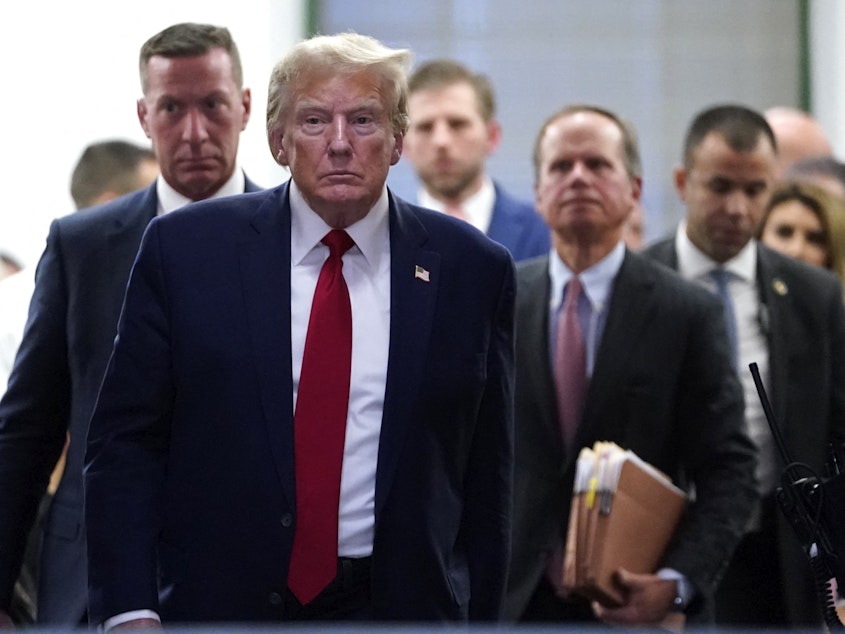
[155,168,246,215]
[289,181,390,270]
[675,220,757,282]
[418,176,495,232]
[548,241,626,313]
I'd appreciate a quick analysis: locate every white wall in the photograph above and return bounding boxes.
[0,1,304,269]
[811,0,845,159]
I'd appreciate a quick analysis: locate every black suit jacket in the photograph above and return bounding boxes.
[84,183,515,625]
[504,250,757,620]
[644,236,845,625]
[0,177,261,624]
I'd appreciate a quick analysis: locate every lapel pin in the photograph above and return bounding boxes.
[772,278,788,296]
[414,265,430,282]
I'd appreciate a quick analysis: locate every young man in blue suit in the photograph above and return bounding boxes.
[0,22,258,628]
[84,32,515,628]
[404,59,549,261]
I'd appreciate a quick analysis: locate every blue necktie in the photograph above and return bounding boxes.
[709,268,738,368]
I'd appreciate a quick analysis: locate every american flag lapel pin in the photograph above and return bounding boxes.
[414,265,430,282]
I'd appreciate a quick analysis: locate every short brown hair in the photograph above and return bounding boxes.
[682,104,776,169]
[532,104,641,182]
[70,140,156,209]
[139,23,243,93]
[408,59,495,122]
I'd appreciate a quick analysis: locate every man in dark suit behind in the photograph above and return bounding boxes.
[1,139,158,627]
[403,59,549,261]
[643,103,845,628]
[505,104,756,627]
[0,22,258,628]
[84,32,515,629]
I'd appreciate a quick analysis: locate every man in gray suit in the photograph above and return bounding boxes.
[644,103,845,628]
[505,104,756,627]
[0,22,259,627]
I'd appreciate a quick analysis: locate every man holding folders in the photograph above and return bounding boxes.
[504,104,756,627]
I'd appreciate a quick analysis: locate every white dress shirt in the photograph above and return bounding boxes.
[674,224,774,500]
[418,175,495,234]
[547,241,625,376]
[289,181,390,557]
[155,167,246,215]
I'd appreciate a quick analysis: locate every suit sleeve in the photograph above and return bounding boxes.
[465,253,516,620]
[0,221,71,610]
[661,292,757,608]
[824,281,845,448]
[84,220,173,625]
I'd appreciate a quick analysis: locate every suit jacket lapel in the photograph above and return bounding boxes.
[375,193,440,515]
[103,186,158,322]
[585,253,656,443]
[239,184,296,506]
[518,261,562,455]
[756,247,789,424]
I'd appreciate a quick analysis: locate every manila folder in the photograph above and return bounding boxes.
[579,457,687,606]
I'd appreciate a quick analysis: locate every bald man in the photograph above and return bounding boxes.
[765,106,833,176]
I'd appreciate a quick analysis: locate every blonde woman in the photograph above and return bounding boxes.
[758,180,845,287]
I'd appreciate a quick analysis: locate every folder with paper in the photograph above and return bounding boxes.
[559,441,688,606]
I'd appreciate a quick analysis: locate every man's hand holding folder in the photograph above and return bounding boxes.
[558,442,688,629]
[593,569,684,631]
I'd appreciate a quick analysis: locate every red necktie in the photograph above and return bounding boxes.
[553,277,586,447]
[287,229,354,605]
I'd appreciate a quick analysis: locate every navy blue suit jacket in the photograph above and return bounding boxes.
[84,183,515,625]
[0,177,261,624]
[486,183,549,262]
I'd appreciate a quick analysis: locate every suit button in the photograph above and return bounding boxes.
[269,592,283,605]
[281,513,293,527]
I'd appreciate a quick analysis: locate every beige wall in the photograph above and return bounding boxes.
[0,1,304,268]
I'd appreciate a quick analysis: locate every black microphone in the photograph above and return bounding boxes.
[749,362,844,629]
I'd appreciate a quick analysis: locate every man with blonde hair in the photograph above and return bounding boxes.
[85,32,515,628]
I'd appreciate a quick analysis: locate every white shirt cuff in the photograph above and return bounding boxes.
[102,609,161,631]
[657,567,694,609]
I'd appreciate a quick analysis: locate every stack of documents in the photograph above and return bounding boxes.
[557,441,688,606]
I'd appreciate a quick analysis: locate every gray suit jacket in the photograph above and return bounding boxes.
[644,236,845,625]
[505,250,757,621]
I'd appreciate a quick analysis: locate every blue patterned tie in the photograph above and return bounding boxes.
[709,268,738,368]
